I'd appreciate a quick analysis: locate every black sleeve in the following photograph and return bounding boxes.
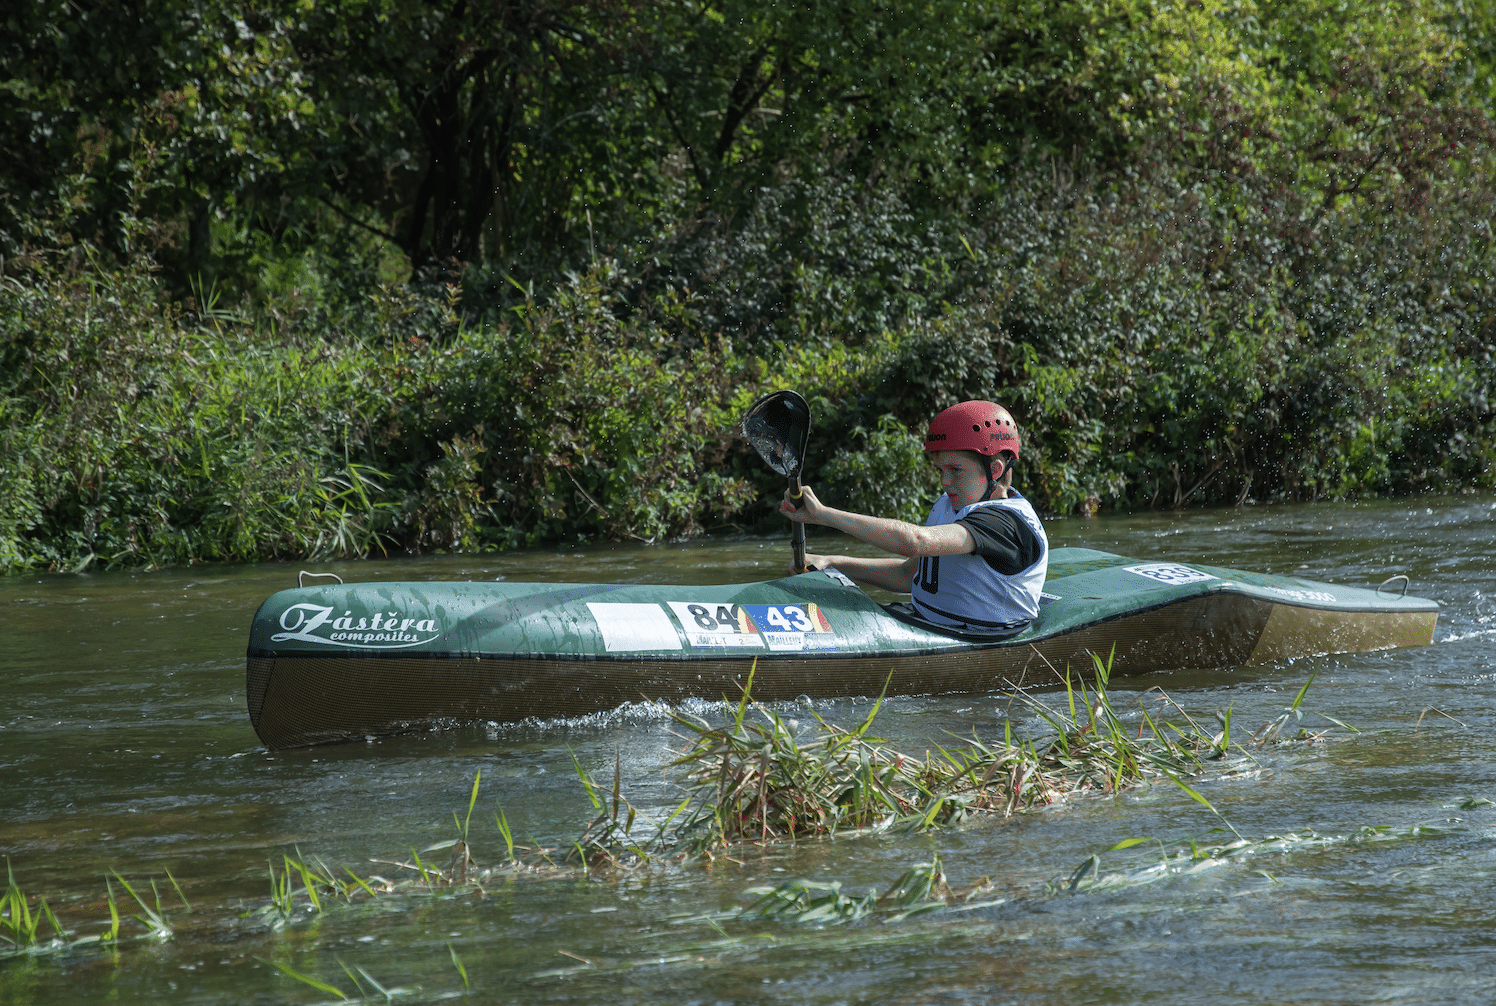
[956,507,1044,576]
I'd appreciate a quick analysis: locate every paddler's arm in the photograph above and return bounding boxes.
[780,486,976,590]
[797,552,919,593]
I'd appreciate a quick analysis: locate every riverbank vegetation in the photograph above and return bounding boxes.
[3,0,1494,571]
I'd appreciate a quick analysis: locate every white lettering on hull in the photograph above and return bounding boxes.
[272,603,441,649]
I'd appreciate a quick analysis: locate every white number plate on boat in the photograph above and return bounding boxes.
[741,604,840,652]
[666,602,766,648]
[586,602,683,651]
[1123,563,1218,586]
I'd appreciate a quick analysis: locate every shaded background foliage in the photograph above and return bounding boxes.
[2,0,1493,571]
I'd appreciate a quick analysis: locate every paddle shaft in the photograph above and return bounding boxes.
[790,475,807,572]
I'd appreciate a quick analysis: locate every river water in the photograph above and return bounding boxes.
[3,495,1494,1005]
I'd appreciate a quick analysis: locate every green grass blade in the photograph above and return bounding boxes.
[1163,771,1242,839]
[258,958,349,1000]
[290,853,322,913]
[494,804,516,861]
[165,868,191,911]
[846,671,894,741]
[462,769,482,840]
[409,848,434,887]
[343,868,379,900]
[449,942,470,989]
[1290,673,1317,712]
[569,748,604,814]
[354,962,392,1001]
[103,878,121,942]
[337,957,367,998]
[732,658,758,732]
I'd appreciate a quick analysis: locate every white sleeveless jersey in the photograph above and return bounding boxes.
[909,491,1049,630]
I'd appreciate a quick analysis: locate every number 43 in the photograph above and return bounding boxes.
[765,606,813,631]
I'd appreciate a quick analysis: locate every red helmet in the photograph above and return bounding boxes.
[924,401,1021,460]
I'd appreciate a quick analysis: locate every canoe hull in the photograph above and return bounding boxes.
[245,550,1438,749]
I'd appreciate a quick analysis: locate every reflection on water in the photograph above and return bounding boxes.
[2,496,1495,1004]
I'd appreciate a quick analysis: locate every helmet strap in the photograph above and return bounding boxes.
[984,454,1013,500]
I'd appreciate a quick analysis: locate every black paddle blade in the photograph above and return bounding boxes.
[742,390,811,480]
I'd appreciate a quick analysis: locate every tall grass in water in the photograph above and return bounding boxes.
[1,862,187,958]
[661,654,1253,854]
[107,869,183,941]
[2,859,64,953]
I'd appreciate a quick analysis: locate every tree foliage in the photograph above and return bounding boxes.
[1,0,1493,570]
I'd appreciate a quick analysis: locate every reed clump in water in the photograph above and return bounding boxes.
[658,654,1271,855]
[1,860,186,958]
[1,859,64,954]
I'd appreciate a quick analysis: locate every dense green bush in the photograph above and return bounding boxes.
[386,268,760,549]
[0,251,766,570]
[0,249,399,571]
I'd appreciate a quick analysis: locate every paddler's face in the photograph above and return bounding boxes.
[930,451,993,511]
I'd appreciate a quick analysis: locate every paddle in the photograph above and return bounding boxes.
[742,390,812,573]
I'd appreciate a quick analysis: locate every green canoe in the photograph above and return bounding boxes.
[245,547,1439,750]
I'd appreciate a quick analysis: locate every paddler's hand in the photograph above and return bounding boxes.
[779,485,828,524]
[787,552,828,576]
